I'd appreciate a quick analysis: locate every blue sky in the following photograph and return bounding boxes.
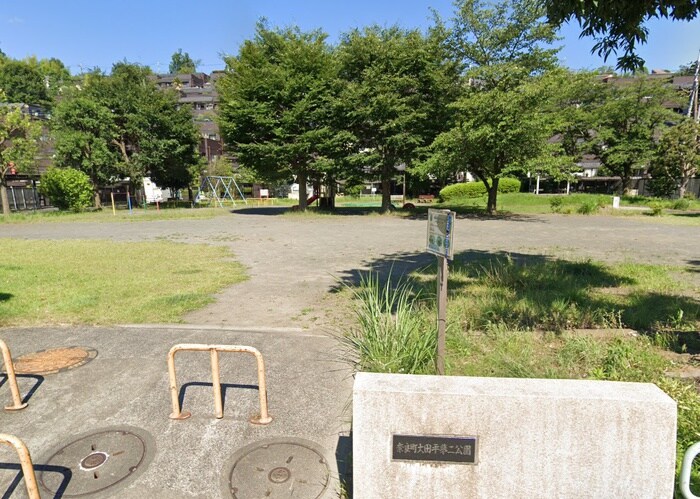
[1,0,699,74]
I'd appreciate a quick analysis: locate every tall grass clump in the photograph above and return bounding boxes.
[342,272,436,374]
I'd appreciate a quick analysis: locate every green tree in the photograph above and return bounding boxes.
[0,59,50,107]
[218,22,342,210]
[23,56,72,101]
[649,118,700,198]
[337,25,452,212]
[544,0,700,72]
[0,102,41,215]
[55,63,200,198]
[169,49,199,74]
[678,59,699,76]
[593,77,678,193]
[425,0,559,214]
[52,95,118,208]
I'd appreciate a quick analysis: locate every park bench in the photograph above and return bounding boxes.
[418,194,435,203]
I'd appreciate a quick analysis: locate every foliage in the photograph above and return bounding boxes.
[549,196,564,213]
[38,168,93,211]
[648,201,665,216]
[423,0,560,215]
[169,49,200,74]
[218,22,344,210]
[577,200,601,214]
[0,59,50,108]
[544,0,700,71]
[22,56,72,101]
[439,178,521,201]
[593,77,678,193]
[0,104,42,215]
[338,24,459,212]
[51,96,118,207]
[649,118,700,199]
[55,63,200,193]
[341,272,436,374]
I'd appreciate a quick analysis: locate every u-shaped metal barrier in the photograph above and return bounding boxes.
[1,339,28,411]
[680,441,700,498]
[167,344,272,424]
[0,433,40,498]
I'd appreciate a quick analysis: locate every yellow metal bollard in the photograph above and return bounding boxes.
[0,339,28,411]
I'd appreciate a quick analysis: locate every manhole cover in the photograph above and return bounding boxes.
[224,438,331,498]
[13,346,97,375]
[39,426,154,497]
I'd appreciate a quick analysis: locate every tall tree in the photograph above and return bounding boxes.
[52,95,118,208]
[426,0,559,214]
[337,25,448,212]
[0,59,50,108]
[54,63,200,201]
[649,118,700,198]
[218,22,341,210]
[0,101,41,215]
[169,49,199,74]
[592,77,678,193]
[544,0,700,72]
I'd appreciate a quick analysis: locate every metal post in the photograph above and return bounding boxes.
[211,349,223,419]
[10,186,17,210]
[436,256,448,375]
[0,339,28,411]
[0,434,40,499]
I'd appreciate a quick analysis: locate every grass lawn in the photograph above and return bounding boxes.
[0,239,247,325]
[0,206,229,224]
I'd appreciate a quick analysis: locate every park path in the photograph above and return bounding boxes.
[1,210,698,331]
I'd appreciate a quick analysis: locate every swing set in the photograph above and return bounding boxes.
[197,176,248,208]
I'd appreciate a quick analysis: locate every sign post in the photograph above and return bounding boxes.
[426,209,456,375]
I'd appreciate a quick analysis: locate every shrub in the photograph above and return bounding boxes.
[671,198,691,210]
[549,196,564,213]
[344,184,364,197]
[648,202,665,216]
[577,200,600,215]
[439,178,521,202]
[39,168,93,212]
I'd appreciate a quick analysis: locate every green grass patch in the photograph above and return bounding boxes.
[0,239,247,325]
[0,207,227,224]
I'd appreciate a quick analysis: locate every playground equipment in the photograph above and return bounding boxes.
[1,339,28,411]
[0,434,40,499]
[197,176,247,208]
[167,344,272,424]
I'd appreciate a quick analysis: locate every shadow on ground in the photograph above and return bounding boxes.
[0,462,71,499]
[333,248,699,338]
[0,373,44,405]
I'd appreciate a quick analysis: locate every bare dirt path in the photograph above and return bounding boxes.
[2,210,698,331]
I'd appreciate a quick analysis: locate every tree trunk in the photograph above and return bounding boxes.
[93,189,102,209]
[298,170,308,211]
[0,183,10,216]
[380,176,392,213]
[486,178,499,215]
[679,169,690,199]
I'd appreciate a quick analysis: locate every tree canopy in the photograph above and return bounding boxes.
[169,49,199,74]
[218,23,343,210]
[544,0,700,71]
[0,59,51,108]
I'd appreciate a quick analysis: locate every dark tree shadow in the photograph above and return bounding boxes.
[0,462,71,499]
[178,381,258,414]
[688,260,700,273]
[0,293,11,302]
[0,374,44,404]
[332,248,699,334]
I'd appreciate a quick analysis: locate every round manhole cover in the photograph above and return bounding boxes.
[13,346,97,375]
[39,426,154,497]
[224,438,331,498]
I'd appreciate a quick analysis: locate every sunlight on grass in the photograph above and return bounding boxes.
[0,239,247,325]
[0,207,228,224]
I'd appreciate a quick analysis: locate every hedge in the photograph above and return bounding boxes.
[439,178,521,202]
[39,168,93,212]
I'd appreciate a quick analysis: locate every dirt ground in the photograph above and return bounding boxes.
[1,209,698,331]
